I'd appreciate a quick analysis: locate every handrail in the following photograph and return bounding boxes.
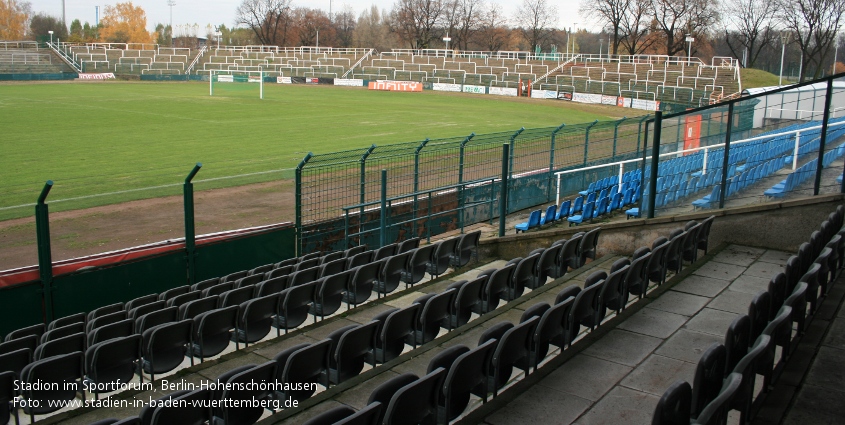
[47,41,82,73]
[532,54,580,88]
[185,46,207,75]
[342,48,375,79]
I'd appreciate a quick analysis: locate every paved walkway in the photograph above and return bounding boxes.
[481,244,799,425]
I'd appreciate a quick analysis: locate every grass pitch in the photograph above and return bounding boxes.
[0,81,627,220]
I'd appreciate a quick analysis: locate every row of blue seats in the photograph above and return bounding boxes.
[764,142,845,197]
[516,185,644,232]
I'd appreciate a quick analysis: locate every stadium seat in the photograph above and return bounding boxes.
[191,306,238,361]
[514,210,541,233]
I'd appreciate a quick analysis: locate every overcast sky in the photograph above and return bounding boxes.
[28,0,586,35]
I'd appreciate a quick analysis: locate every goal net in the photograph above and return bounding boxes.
[209,70,265,99]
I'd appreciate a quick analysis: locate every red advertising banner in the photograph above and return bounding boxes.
[367,81,423,92]
[683,115,702,153]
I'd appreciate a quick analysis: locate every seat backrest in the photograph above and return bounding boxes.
[382,251,412,291]
[125,294,159,312]
[135,307,178,335]
[785,281,808,329]
[240,293,279,326]
[191,277,220,292]
[419,288,455,329]
[652,380,692,425]
[382,304,421,346]
[570,280,602,333]
[48,312,86,331]
[128,300,168,323]
[234,274,263,289]
[195,306,238,342]
[690,343,726,418]
[302,406,356,425]
[374,243,398,261]
[748,291,771,345]
[334,402,382,425]
[334,321,378,380]
[527,210,542,226]
[166,290,201,308]
[87,303,124,323]
[579,227,602,261]
[87,319,133,346]
[289,266,321,288]
[485,263,516,305]
[20,351,84,413]
[366,372,419,424]
[34,332,85,361]
[295,257,321,272]
[282,340,331,401]
[145,319,192,356]
[537,244,562,283]
[178,296,219,321]
[320,257,347,278]
[559,234,583,271]
[784,255,802,293]
[767,272,787,320]
[343,245,367,258]
[426,344,469,374]
[85,334,141,384]
[255,276,287,297]
[397,237,421,253]
[41,322,85,344]
[491,317,539,386]
[151,388,211,425]
[201,281,234,298]
[536,300,573,350]
[86,310,128,334]
[453,230,482,267]
[555,285,581,305]
[724,314,751,376]
[347,250,374,269]
[222,270,249,283]
[520,302,550,323]
[732,334,770,396]
[265,265,293,281]
[382,368,446,425]
[0,347,32,378]
[512,253,540,295]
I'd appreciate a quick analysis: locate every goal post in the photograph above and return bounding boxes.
[209,69,264,99]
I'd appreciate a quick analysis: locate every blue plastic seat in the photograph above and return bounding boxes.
[539,204,557,225]
[692,185,720,209]
[568,202,595,226]
[555,199,571,220]
[608,192,622,213]
[593,197,609,218]
[569,196,584,215]
[515,210,541,233]
[578,182,595,197]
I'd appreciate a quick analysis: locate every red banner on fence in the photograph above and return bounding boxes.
[367,81,423,92]
[684,115,702,153]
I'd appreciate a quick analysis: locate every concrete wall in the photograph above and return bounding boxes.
[480,194,845,261]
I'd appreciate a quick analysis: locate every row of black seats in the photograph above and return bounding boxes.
[652,206,844,425]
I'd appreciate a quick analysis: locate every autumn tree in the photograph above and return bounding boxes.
[333,5,356,47]
[235,0,294,46]
[154,23,172,46]
[581,0,628,54]
[475,2,509,50]
[0,0,31,40]
[651,0,719,56]
[99,2,153,43]
[778,0,845,80]
[619,0,657,54]
[29,13,67,42]
[354,6,393,50]
[515,0,558,53]
[293,8,334,46]
[389,0,447,49]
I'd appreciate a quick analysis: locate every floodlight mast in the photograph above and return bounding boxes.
[780,32,789,85]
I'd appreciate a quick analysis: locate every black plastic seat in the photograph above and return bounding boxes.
[213,362,275,425]
[487,317,538,396]
[19,351,84,423]
[178,296,219,321]
[767,273,787,321]
[233,294,280,346]
[295,257,321,272]
[690,343,726,420]
[274,281,317,335]
[166,290,201,308]
[450,230,481,267]
[0,347,31,378]
[191,277,220,292]
[535,244,563,284]
[275,258,298,268]
[343,245,368,259]
[747,291,771,346]
[191,306,238,362]
[401,244,436,287]
[652,380,691,425]
[476,264,515,314]
[556,234,583,276]
[85,334,141,400]
[374,243,398,261]
[664,231,685,274]
[724,314,751,377]
[409,289,455,345]
[326,321,379,385]
[382,368,446,425]
[319,251,344,265]
[320,257,347,278]
[816,247,833,295]
[624,248,652,301]
[347,250,374,269]
[289,266,321,287]
[800,262,822,314]
[254,275,288,298]
[248,263,274,277]
[446,277,485,329]
[151,388,211,425]
[217,286,253,310]
[135,307,178,335]
[302,405,357,425]
[529,299,574,371]
[397,237,420,254]
[785,282,808,338]
[428,238,460,278]
[368,305,421,364]
[41,322,85,344]
[201,281,234,298]
[158,286,190,303]
[366,373,419,425]
[729,334,770,425]
[0,370,19,425]
[48,312,85,331]
[344,261,381,308]
[759,306,792,389]
[784,255,802,294]
[333,402,382,425]
[437,338,496,422]
[647,239,670,285]
[125,294,159,312]
[278,340,331,402]
[311,270,353,321]
[568,276,604,345]
[300,251,322,263]
[233,274,263,289]
[681,223,702,263]
[87,319,133,346]
[555,285,582,305]
[695,372,742,425]
[696,215,716,255]
[264,266,292,281]
[87,303,124,323]
[128,300,167,323]
[140,319,192,381]
[578,227,602,266]
[34,332,85,361]
[506,253,540,301]
[222,270,249,283]
[376,252,411,298]
[598,261,630,321]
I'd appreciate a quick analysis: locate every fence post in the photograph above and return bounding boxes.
[584,120,599,165]
[413,139,429,238]
[509,127,524,179]
[295,153,312,255]
[359,144,376,238]
[648,112,661,218]
[35,180,54,324]
[719,103,735,209]
[380,169,388,248]
[499,143,510,236]
[613,117,627,157]
[636,115,649,155]
[814,77,834,195]
[458,133,475,233]
[549,123,566,202]
[183,163,202,286]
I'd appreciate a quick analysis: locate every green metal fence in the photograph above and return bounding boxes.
[296,115,652,253]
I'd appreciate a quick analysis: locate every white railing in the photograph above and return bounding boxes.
[185,46,207,74]
[553,119,845,206]
[765,107,845,120]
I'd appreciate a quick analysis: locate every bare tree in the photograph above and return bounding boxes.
[333,5,356,47]
[442,0,484,50]
[389,0,447,49]
[354,6,393,50]
[652,0,719,56]
[723,0,778,67]
[619,0,656,54]
[475,2,509,50]
[235,0,294,45]
[515,0,559,53]
[779,0,845,80]
[581,0,629,54]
